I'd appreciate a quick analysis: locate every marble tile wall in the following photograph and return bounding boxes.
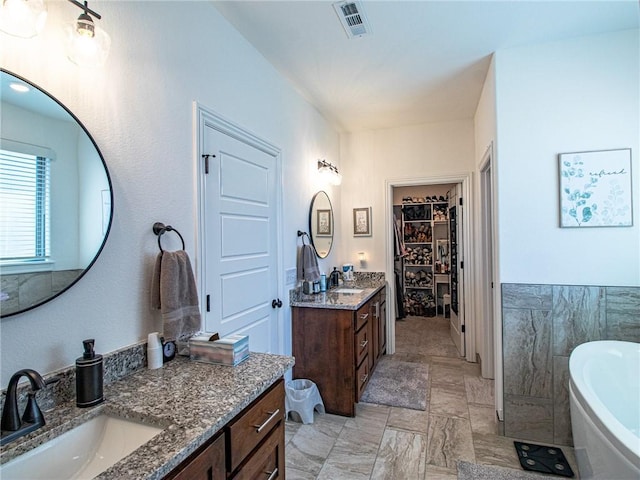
[1,269,83,313]
[502,283,640,445]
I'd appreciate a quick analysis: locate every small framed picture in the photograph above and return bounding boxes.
[559,148,633,227]
[316,209,332,236]
[353,207,372,236]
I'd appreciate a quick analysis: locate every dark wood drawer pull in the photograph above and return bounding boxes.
[254,409,280,433]
[360,339,368,348]
[266,468,278,480]
[361,373,368,384]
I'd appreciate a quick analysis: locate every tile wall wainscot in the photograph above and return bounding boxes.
[0,341,147,417]
[501,283,640,445]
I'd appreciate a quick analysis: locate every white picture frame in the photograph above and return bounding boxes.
[559,148,633,228]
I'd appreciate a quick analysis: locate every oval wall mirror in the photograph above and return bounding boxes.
[0,69,113,318]
[309,190,333,259]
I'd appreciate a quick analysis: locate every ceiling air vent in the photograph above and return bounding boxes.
[333,1,372,38]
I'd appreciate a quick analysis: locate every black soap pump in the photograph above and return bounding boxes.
[76,339,104,408]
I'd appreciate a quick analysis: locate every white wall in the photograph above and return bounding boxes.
[0,1,339,384]
[495,30,640,286]
[340,120,475,273]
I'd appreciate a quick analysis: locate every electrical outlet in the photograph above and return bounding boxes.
[285,268,297,285]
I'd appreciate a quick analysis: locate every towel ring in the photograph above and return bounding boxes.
[153,222,185,252]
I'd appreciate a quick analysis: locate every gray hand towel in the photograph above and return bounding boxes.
[151,250,201,342]
[297,244,321,282]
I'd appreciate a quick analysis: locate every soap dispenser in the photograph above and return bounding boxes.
[76,339,104,408]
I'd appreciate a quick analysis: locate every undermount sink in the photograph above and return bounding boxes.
[333,288,364,294]
[0,414,163,480]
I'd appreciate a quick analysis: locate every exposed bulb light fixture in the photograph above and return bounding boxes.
[317,159,342,186]
[0,0,47,38]
[65,0,110,67]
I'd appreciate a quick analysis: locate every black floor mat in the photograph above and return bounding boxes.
[514,441,575,477]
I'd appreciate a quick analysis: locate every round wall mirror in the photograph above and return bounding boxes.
[0,69,113,318]
[309,191,333,258]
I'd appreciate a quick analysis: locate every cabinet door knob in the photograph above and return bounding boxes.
[360,313,369,320]
[360,339,368,348]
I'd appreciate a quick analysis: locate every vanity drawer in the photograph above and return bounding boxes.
[169,432,226,480]
[227,379,284,473]
[356,356,370,401]
[355,323,369,367]
[231,421,284,480]
[355,303,370,332]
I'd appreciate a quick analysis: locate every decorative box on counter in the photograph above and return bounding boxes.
[189,332,250,366]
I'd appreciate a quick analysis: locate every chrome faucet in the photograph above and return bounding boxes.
[1,369,55,446]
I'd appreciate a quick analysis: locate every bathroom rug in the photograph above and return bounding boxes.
[457,461,554,480]
[359,356,429,410]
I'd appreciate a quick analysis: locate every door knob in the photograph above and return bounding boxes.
[271,298,282,308]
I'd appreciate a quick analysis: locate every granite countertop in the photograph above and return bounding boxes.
[290,283,384,310]
[0,353,294,479]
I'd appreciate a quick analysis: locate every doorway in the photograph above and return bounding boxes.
[195,104,285,354]
[385,173,475,364]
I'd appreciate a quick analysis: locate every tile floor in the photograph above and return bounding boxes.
[284,315,578,479]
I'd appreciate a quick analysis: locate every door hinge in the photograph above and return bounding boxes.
[460,261,464,269]
[202,154,216,174]
[459,197,463,206]
[461,324,465,333]
[206,294,210,312]
[491,281,494,288]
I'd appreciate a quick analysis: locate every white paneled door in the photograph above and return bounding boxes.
[198,108,281,353]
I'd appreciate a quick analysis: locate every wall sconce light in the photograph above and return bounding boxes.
[317,159,342,186]
[65,0,110,67]
[0,0,47,38]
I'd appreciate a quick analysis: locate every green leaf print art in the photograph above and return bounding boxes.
[559,149,632,228]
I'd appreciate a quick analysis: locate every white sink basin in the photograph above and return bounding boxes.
[0,414,163,479]
[333,288,364,294]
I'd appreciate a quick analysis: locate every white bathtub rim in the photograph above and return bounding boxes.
[569,379,640,470]
[569,340,640,469]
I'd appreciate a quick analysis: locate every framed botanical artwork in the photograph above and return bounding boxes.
[559,148,633,228]
[316,209,332,236]
[353,207,372,236]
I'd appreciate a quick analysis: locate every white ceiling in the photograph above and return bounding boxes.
[213,0,639,133]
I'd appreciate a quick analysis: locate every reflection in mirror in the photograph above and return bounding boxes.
[309,191,333,259]
[0,69,113,318]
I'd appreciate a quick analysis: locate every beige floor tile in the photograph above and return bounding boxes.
[430,384,469,419]
[387,406,430,434]
[285,465,319,480]
[423,464,458,479]
[426,415,475,470]
[468,404,499,435]
[464,375,494,405]
[285,416,344,476]
[472,432,521,469]
[370,429,427,480]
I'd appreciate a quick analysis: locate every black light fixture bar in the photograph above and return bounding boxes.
[318,159,340,174]
[67,0,102,20]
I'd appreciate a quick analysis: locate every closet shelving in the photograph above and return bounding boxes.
[398,197,450,317]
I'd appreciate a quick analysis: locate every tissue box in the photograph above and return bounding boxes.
[189,333,249,366]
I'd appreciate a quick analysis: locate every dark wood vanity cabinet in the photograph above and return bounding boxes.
[292,287,386,417]
[165,379,285,480]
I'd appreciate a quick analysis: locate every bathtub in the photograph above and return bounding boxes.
[569,340,640,479]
